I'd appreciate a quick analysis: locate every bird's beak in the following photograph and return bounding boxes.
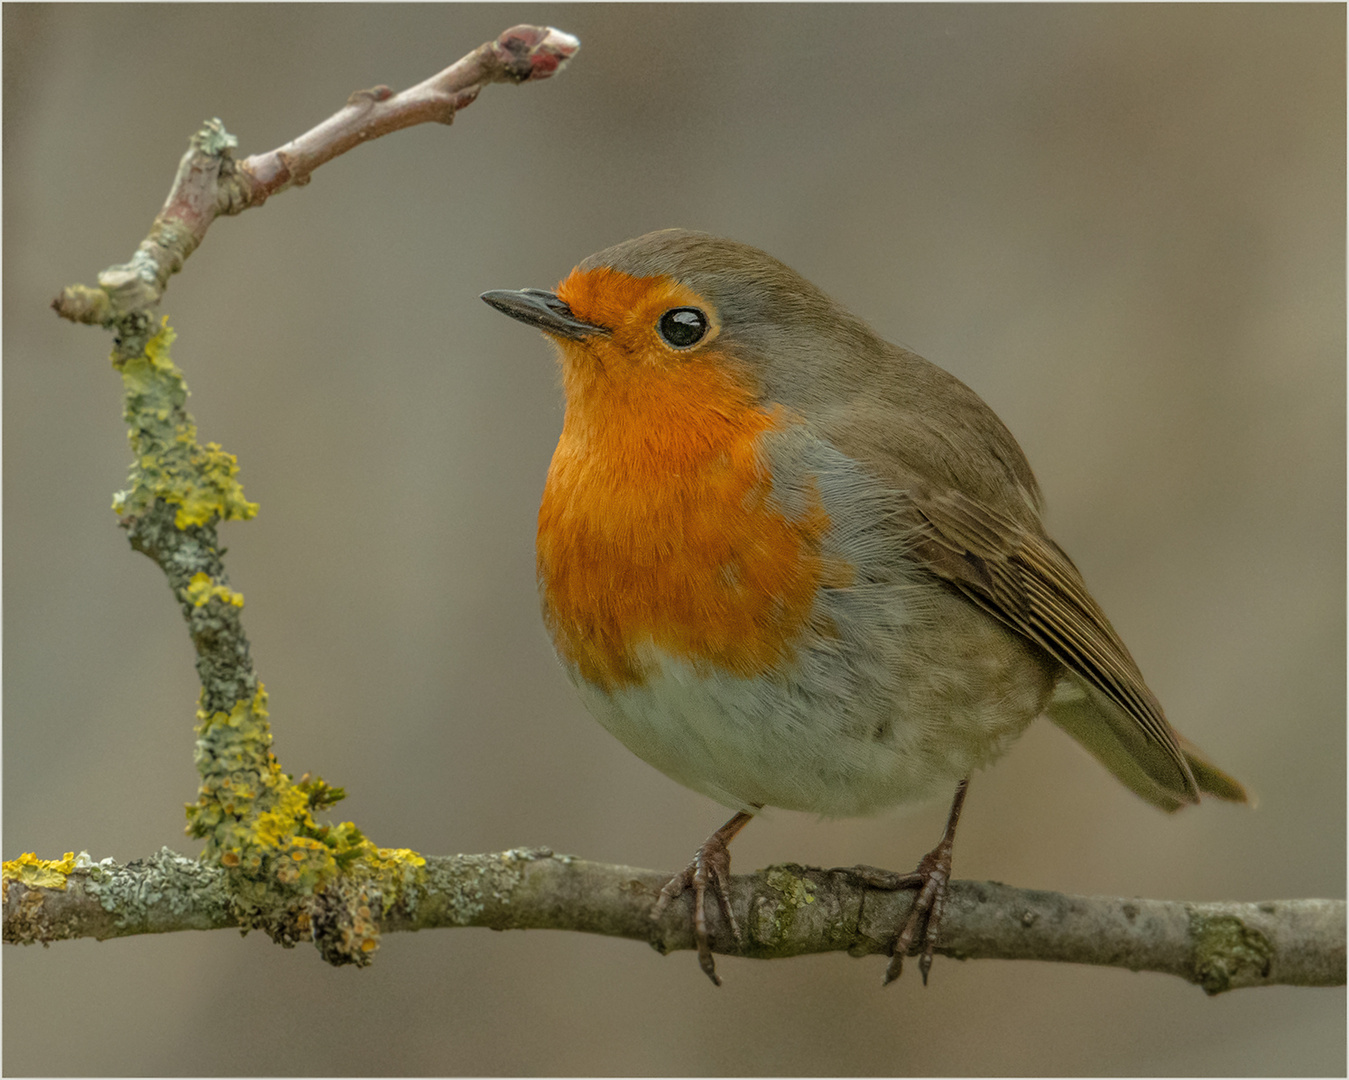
[480,288,609,341]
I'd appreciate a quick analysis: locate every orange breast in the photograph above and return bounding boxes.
[536,321,832,691]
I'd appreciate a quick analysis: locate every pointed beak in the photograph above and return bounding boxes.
[480,288,609,341]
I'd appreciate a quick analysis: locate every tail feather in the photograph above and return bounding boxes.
[1046,678,1248,812]
[1178,733,1250,804]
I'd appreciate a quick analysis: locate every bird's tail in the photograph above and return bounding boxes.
[1046,678,1249,812]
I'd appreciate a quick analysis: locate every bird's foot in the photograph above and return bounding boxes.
[882,777,971,986]
[883,842,954,986]
[651,810,753,986]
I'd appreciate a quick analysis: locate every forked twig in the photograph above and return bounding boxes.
[51,25,578,331]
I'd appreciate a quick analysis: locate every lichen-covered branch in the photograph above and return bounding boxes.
[51,24,579,342]
[31,25,580,970]
[39,26,580,970]
[4,850,1343,995]
[88,319,430,965]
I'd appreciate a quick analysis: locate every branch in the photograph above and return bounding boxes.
[37,27,581,968]
[51,24,579,334]
[33,26,1342,995]
[5,850,1343,995]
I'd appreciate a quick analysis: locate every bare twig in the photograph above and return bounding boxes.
[51,24,579,331]
[240,25,575,199]
[4,850,1343,995]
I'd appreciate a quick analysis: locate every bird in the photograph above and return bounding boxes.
[480,228,1247,986]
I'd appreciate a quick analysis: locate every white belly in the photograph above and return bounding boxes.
[567,582,1050,817]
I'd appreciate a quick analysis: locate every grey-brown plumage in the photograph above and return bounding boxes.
[486,228,1247,986]
[581,227,1245,812]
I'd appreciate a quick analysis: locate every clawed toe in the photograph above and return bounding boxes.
[883,777,969,986]
[651,810,753,986]
[883,848,951,985]
[647,783,971,988]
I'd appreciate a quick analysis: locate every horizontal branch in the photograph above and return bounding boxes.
[5,849,1342,994]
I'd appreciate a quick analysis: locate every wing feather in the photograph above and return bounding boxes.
[911,487,1199,802]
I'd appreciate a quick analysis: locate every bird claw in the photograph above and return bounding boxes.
[651,811,752,986]
[883,846,951,985]
[882,777,969,986]
[834,863,924,891]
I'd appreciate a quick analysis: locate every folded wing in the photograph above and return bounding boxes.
[909,487,1246,810]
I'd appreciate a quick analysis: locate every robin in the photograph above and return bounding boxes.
[481,229,1247,986]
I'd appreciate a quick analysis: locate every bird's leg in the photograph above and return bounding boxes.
[652,808,756,986]
[885,776,969,986]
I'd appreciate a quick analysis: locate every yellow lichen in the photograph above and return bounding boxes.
[184,571,245,608]
[111,319,258,529]
[187,685,427,923]
[96,317,434,959]
[2,852,79,890]
[106,316,430,943]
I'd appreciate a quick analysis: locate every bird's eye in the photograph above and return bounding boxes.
[657,307,709,349]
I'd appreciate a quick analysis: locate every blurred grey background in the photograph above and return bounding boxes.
[4,4,1344,1076]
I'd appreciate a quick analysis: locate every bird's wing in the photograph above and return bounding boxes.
[908,485,1202,806]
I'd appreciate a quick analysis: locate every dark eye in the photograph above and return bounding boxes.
[657,307,709,349]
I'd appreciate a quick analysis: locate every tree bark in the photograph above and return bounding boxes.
[5,848,1343,995]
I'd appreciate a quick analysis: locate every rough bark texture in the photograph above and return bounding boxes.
[5,849,1343,994]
